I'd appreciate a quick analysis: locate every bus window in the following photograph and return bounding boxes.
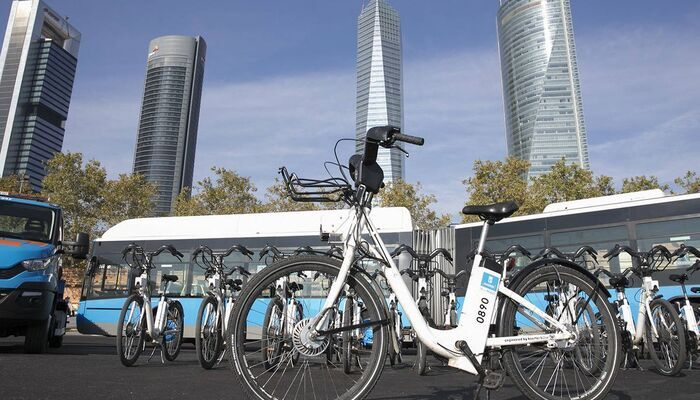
[636,217,700,269]
[86,254,130,298]
[550,225,631,274]
[483,234,544,271]
[153,252,190,296]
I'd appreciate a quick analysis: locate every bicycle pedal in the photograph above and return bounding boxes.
[481,371,505,390]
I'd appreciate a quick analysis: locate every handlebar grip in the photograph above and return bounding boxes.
[393,133,424,146]
[432,248,453,262]
[603,245,620,259]
[391,244,417,259]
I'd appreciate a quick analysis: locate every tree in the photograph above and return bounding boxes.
[41,152,157,266]
[173,167,261,216]
[100,173,157,226]
[376,179,450,230]
[595,175,616,196]
[42,152,106,241]
[528,159,603,212]
[620,175,669,193]
[462,157,533,222]
[674,171,700,194]
[0,174,32,193]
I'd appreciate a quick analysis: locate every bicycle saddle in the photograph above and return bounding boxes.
[288,282,304,292]
[162,274,179,283]
[607,275,628,288]
[669,274,688,284]
[462,201,518,222]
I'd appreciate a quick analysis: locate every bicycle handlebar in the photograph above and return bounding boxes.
[390,244,452,263]
[259,244,282,260]
[673,244,700,259]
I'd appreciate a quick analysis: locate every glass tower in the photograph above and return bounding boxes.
[356,0,404,183]
[497,0,589,179]
[133,35,206,215]
[0,0,81,191]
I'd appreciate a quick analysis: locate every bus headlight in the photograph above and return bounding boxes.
[22,257,53,271]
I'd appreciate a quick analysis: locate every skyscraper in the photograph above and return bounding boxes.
[0,0,80,191]
[133,35,206,215]
[497,0,589,179]
[356,0,404,183]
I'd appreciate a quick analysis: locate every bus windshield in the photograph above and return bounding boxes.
[0,200,55,243]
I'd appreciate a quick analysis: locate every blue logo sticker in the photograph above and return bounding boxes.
[480,272,499,292]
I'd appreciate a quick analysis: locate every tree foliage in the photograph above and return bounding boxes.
[528,160,605,212]
[41,152,155,267]
[620,175,670,193]
[376,179,450,230]
[0,174,32,193]
[462,157,533,222]
[674,171,700,194]
[173,167,261,216]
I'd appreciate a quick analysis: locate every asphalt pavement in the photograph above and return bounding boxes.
[1,334,699,400]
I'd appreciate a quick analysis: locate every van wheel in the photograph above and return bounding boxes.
[49,333,64,348]
[25,319,49,354]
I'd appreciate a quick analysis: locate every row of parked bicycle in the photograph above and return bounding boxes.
[114,240,700,380]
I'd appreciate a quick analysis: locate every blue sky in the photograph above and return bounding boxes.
[2,0,699,218]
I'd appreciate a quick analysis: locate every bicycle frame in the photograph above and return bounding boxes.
[315,207,575,375]
[131,269,171,341]
[616,276,661,346]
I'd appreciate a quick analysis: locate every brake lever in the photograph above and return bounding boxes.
[393,145,409,157]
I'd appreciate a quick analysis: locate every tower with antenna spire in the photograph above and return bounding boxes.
[355,0,404,183]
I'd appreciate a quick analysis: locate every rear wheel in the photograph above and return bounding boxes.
[196,295,222,369]
[227,254,387,400]
[116,294,145,366]
[163,301,184,361]
[645,298,686,376]
[499,264,620,400]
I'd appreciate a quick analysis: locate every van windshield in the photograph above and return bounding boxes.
[0,200,55,243]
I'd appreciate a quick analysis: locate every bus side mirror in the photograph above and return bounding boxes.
[64,232,90,260]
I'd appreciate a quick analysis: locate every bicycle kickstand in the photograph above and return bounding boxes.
[146,343,166,365]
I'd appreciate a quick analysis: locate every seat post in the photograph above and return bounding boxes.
[476,221,491,254]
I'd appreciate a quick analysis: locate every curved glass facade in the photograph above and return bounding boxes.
[356,0,404,183]
[497,0,589,179]
[133,35,206,215]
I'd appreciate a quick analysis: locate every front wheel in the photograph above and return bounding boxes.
[196,295,222,369]
[645,298,686,376]
[163,301,184,361]
[499,264,620,400]
[227,254,387,400]
[116,294,145,367]
[415,339,427,375]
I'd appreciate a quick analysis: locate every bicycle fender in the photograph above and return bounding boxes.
[508,258,611,299]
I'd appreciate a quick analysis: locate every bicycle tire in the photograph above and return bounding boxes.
[645,298,686,376]
[343,294,355,373]
[163,300,184,361]
[415,338,427,375]
[227,254,387,400]
[262,296,285,370]
[196,295,222,369]
[388,310,399,366]
[116,294,145,367]
[499,264,620,400]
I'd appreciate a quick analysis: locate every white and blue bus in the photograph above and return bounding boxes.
[77,207,413,339]
[454,190,700,312]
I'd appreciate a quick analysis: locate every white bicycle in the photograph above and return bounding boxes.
[192,244,252,369]
[116,244,185,366]
[227,126,620,400]
[669,244,700,367]
[596,244,686,375]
